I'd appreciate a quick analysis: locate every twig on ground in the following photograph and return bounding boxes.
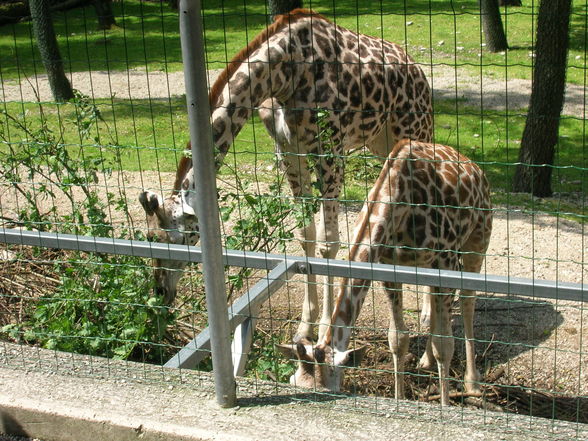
[485,366,506,384]
[481,333,496,360]
[424,390,483,402]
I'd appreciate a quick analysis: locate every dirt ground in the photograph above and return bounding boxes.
[1,65,587,117]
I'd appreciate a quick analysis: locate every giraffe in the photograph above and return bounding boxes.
[278,139,493,406]
[139,9,433,342]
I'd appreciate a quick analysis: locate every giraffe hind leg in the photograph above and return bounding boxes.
[429,287,456,406]
[459,251,486,395]
[384,281,409,400]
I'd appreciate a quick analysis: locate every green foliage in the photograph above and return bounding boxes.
[0,91,116,234]
[219,175,317,296]
[246,330,295,382]
[220,181,295,254]
[0,92,175,362]
[4,254,174,362]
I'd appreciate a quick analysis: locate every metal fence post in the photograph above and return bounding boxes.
[178,0,236,407]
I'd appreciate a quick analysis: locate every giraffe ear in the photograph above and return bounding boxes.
[336,345,368,368]
[181,200,196,217]
[139,191,161,216]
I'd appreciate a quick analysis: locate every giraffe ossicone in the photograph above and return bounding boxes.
[139,9,433,341]
[279,140,493,406]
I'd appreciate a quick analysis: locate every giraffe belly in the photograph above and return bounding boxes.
[381,247,436,268]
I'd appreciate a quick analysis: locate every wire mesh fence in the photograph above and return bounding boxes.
[1,0,587,437]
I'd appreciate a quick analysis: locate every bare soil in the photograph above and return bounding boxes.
[2,66,587,116]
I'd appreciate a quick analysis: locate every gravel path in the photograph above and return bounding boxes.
[1,65,587,117]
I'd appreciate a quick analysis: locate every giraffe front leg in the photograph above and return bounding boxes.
[295,222,318,342]
[384,282,409,400]
[417,287,437,371]
[430,288,455,406]
[420,291,432,327]
[460,252,485,395]
[276,145,320,342]
[316,192,341,341]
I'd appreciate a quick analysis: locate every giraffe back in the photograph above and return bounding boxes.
[350,139,492,270]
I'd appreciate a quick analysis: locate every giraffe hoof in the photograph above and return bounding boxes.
[417,353,436,371]
[465,378,483,396]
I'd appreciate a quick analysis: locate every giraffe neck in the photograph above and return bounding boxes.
[209,9,321,165]
[174,10,324,195]
[326,242,379,352]
[325,170,394,351]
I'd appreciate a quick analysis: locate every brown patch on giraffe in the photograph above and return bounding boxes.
[442,170,458,187]
[208,9,329,107]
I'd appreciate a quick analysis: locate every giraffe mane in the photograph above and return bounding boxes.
[208,8,328,107]
[173,142,193,194]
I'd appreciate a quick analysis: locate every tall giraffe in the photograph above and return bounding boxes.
[139,9,433,341]
[279,139,493,405]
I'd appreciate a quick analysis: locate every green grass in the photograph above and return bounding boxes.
[1,97,276,175]
[341,100,588,222]
[0,0,587,83]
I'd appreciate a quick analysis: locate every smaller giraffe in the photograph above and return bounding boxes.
[279,139,493,405]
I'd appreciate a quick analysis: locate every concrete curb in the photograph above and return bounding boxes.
[1,398,204,441]
[1,343,586,441]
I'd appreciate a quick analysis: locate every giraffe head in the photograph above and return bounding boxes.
[138,189,200,305]
[276,338,367,391]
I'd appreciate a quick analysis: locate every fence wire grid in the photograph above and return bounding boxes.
[0,0,587,438]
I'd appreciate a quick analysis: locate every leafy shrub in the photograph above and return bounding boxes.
[4,254,175,362]
[246,330,295,383]
[0,92,175,362]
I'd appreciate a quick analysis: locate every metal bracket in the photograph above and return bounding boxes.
[164,260,299,373]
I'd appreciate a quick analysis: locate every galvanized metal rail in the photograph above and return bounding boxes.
[2,226,588,382]
[1,228,586,304]
[0,229,588,396]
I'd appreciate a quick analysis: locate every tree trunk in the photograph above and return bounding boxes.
[93,0,116,30]
[480,0,509,52]
[268,0,302,19]
[29,0,74,102]
[513,0,571,197]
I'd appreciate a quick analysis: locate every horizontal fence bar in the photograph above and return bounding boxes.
[1,228,586,303]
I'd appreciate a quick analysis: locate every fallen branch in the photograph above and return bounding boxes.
[485,366,506,384]
[424,390,483,402]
